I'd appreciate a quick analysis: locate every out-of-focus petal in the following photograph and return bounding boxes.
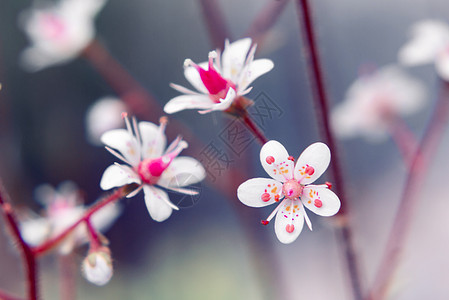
[198,88,236,114]
[222,38,252,82]
[238,59,274,92]
[101,129,141,166]
[20,218,51,246]
[184,65,208,94]
[158,157,206,188]
[436,51,449,81]
[139,121,166,159]
[237,178,282,208]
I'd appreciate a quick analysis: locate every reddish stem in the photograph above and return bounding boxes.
[32,186,127,256]
[387,116,418,168]
[0,186,38,300]
[296,1,364,299]
[368,81,449,300]
[240,111,268,145]
[198,0,230,49]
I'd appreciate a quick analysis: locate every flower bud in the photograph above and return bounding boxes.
[81,248,113,286]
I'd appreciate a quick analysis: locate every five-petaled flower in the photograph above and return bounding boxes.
[164,38,274,114]
[237,141,340,244]
[399,20,449,81]
[331,65,426,141]
[19,0,106,72]
[20,181,120,254]
[100,115,206,222]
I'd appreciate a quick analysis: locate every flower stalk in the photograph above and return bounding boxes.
[0,184,38,300]
[368,80,449,300]
[296,0,364,299]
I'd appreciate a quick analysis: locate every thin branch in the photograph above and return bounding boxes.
[32,186,128,256]
[368,81,449,300]
[295,1,364,299]
[0,185,38,300]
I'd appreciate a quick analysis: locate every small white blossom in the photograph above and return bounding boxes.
[399,20,449,80]
[100,115,206,222]
[20,181,121,254]
[19,0,106,71]
[164,38,274,114]
[85,97,127,145]
[237,141,340,244]
[331,66,426,141]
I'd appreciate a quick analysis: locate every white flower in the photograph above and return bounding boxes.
[237,141,340,244]
[164,38,274,114]
[399,20,449,80]
[331,66,426,141]
[19,0,106,72]
[82,248,113,286]
[100,115,206,222]
[85,97,127,145]
[20,181,121,254]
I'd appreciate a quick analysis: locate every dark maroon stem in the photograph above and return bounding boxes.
[198,0,231,49]
[296,1,363,299]
[0,186,38,300]
[368,81,449,300]
[240,111,268,145]
[244,0,289,46]
[32,186,127,256]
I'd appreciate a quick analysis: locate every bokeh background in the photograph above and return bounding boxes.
[1,0,449,299]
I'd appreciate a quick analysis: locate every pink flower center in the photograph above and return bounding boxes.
[189,55,236,103]
[41,13,66,40]
[137,156,172,185]
[282,179,303,199]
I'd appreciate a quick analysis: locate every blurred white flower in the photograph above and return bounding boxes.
[19,0,106,72]
[164,38,274,114]
[100,115,206,222]
[237,141,340,244]
[331,66,426,141]
[86,97,127,145]
[20,181,121,254]
[399,20,449,80]
[82,247,113,286]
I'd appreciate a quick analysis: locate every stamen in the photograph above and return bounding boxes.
[122,112,133,137]
[261,220,269,226]
[132,116,141,146]
[288,156,295,162]
[325,182,332,189]
[105,146,131,165]
[264,198,286,223]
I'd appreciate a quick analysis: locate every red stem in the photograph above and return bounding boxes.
[296,1,364,299]
[32,186,127,256]
[368,81,449,300]
[198,0,230,49]
[240,111,268,145]
[0,186,38,300]
[387,116,418,168]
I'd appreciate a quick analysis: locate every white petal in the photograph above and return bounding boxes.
[294,142,330,185]
[301,186,341,217]
[143,186,173,222]
[164,95,214,114]
[260,140,294,182]
[20,218,51,246]
[184,65,208,94]
[399,20,449,66]
[237,178,283,208]
[158,157,206,188]
[138,121,166,159]
[238,59,274,92]
[436,51,449,81]
[274,199,305,244]
[100,164,141,190]
[169,83,200,95]
[101,129,141,166]
[222,38,252,81]
[198,88,236,114]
